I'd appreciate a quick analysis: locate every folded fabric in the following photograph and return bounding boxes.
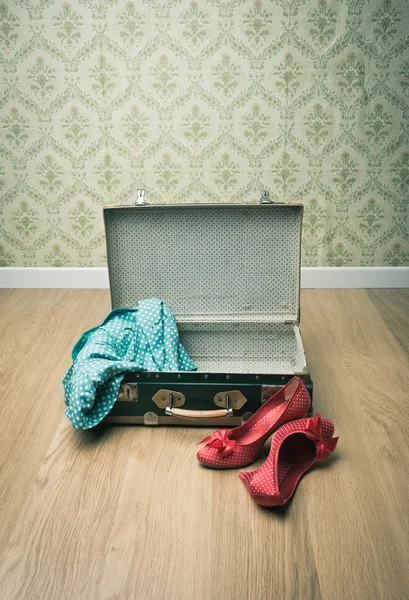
[63,298,196,429]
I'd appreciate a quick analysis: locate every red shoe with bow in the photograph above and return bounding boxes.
[197,377,311,469]
[239,413,338,507]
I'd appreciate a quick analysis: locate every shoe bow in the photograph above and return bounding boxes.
[198,429,237,458]
[305,413,338,461]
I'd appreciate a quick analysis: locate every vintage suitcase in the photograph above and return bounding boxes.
[102,200,312,426]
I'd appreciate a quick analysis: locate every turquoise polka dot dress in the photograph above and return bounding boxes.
[63,298,197,429]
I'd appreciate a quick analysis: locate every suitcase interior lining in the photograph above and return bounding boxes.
[178,322,307,374]
[104,204,302,324]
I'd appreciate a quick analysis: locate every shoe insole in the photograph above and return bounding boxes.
[278,434,316,498]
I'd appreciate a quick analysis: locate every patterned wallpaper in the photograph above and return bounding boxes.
[0,0,408,268]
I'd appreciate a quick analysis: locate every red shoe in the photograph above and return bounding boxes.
[197,377,311,469]
[239,413,338,507]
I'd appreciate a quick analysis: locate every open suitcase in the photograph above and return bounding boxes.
[103,200,312,426]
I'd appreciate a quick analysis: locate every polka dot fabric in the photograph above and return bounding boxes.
[197,377,311,469]
[240,415,338,507]
[63,298,197,429]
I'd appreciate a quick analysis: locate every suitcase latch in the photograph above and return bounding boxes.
[118,383,138,402]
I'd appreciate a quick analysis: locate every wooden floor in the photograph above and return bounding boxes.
[0,289,408,600]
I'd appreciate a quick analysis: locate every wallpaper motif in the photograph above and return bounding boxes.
[0,0,408,267]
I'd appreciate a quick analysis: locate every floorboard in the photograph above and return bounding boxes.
[367,289,409,358]
[0,289,408,600]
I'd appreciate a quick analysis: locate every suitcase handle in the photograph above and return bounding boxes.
[165,407,233,418]
[165,392,233,419]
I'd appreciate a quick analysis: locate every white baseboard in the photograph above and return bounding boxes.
[0,266,408,289]
[300,267,409,288]
[0,267,109,289]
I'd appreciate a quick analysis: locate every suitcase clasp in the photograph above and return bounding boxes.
[118,383,138,402]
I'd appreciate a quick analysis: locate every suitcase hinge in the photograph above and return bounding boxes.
[259,190,284,204]
[135,189,146,205]
[259,190,272,204]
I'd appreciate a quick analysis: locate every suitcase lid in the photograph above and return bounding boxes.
[103,203,303,323]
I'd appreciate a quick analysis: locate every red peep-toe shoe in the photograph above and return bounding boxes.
[239,413,338,507]
[197,377,311,469]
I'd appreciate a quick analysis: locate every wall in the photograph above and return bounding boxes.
[0,0,408,268]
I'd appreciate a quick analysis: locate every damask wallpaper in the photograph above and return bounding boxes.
[0,0,408,268]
